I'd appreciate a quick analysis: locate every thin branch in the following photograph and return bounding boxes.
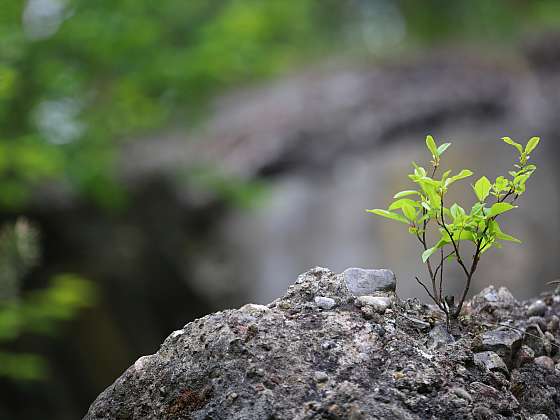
[415,276,443,311]
[438,247,444,304]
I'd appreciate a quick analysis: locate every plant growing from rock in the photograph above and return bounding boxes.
[368,135,540,327]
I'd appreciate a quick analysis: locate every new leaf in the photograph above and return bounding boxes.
[473,176,492,202]
[366,209,409,224]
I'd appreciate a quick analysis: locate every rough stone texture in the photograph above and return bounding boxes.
[473,351,509,376]
[84,268,560,420]
[343,267,396,296]
[474,328,524,367]
[528,300,548,317]
[314,296,337,310]
[355,295,392,313]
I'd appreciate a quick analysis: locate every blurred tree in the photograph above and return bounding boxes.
[1,0,560,210]
[0,218,94,380]
[0,0,350,209]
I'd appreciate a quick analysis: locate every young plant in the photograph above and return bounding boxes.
[367,135,540,327]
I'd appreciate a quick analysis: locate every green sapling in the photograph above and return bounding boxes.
[367,135,540,327]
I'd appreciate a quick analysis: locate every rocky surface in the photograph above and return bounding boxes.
[84,268,560,419]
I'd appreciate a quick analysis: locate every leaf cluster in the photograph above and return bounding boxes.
[367,135,540,322]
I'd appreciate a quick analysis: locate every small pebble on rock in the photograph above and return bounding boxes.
[548,315,559,332]
[314,296,336,310]
[361,306,375,319]
[356,296,391,313]
[476,328,523,366]
[528,316,548,332]
[451,387,472,402]
[473,351,509,375]
[514,345,535,368]
[524,324,545,356]
[534,355,555,370]
[527,300,547,317]
[314,371,329,383]
[343,268,396,296]
[427,324,455,349]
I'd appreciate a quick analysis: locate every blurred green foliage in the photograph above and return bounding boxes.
[0,219,95,381]
[0,0,347,209]
[1,0,560,211]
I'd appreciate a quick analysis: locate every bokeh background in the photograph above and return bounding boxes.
[1,1,560,418]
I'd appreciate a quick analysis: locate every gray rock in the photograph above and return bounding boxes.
[355,295,391,313]
[83,268,560,420]
[343,267,396,296]
[451,387,472,402]
[314,296,336,310]
[314,371,329,383]
[514,345,535,368]
[470,285,517,311]
[401,314,431,331]
[527,300,547,317]
[475,328,523,366]
[427,324,455,349]
[528,316,548,332]
[473,351,509,375]
[360,305,375,319]
[534,355,555,370]
[524,324,545,356]
[548,315,559,332]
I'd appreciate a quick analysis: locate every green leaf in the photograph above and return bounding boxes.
[471,202,484,217]
[366,209,409,224]
[488,202,516,217]
[525,136,540,154]
[501,137,524,154]
[491,219,522,243]
[426,135,438,157]
[493,176,509,193]
[388,198,419,211]
[393,190,418,199]
[446,169,474,186]
[450,203,465,220]
[473,176,492,202]
[422,247,437,263]
[401,203,417,221]
[495,231,522,243]
[437,142,451,155]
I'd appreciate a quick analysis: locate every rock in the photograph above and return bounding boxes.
[547,315,559,332]
[527,300,547,317]
[514,345,535,368]
[475,328,523,366]
[451,387,472,402]
[473,351,509,375]
[534,355,555,370]
[355,295,391,313]
[472,405,494,420]
[314,371,329,383]
[403,315,431,331]
[524,324,545,356]
[427,324,455,349]
[528,316,548,332]
[83,268,560,420]
[360,305,375,319]
[544,332,555,355]
[343,268,396,296]
[528,415,550,420]
[240,303,270,315]
[470,285,517,312]
[314,296,336,310]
